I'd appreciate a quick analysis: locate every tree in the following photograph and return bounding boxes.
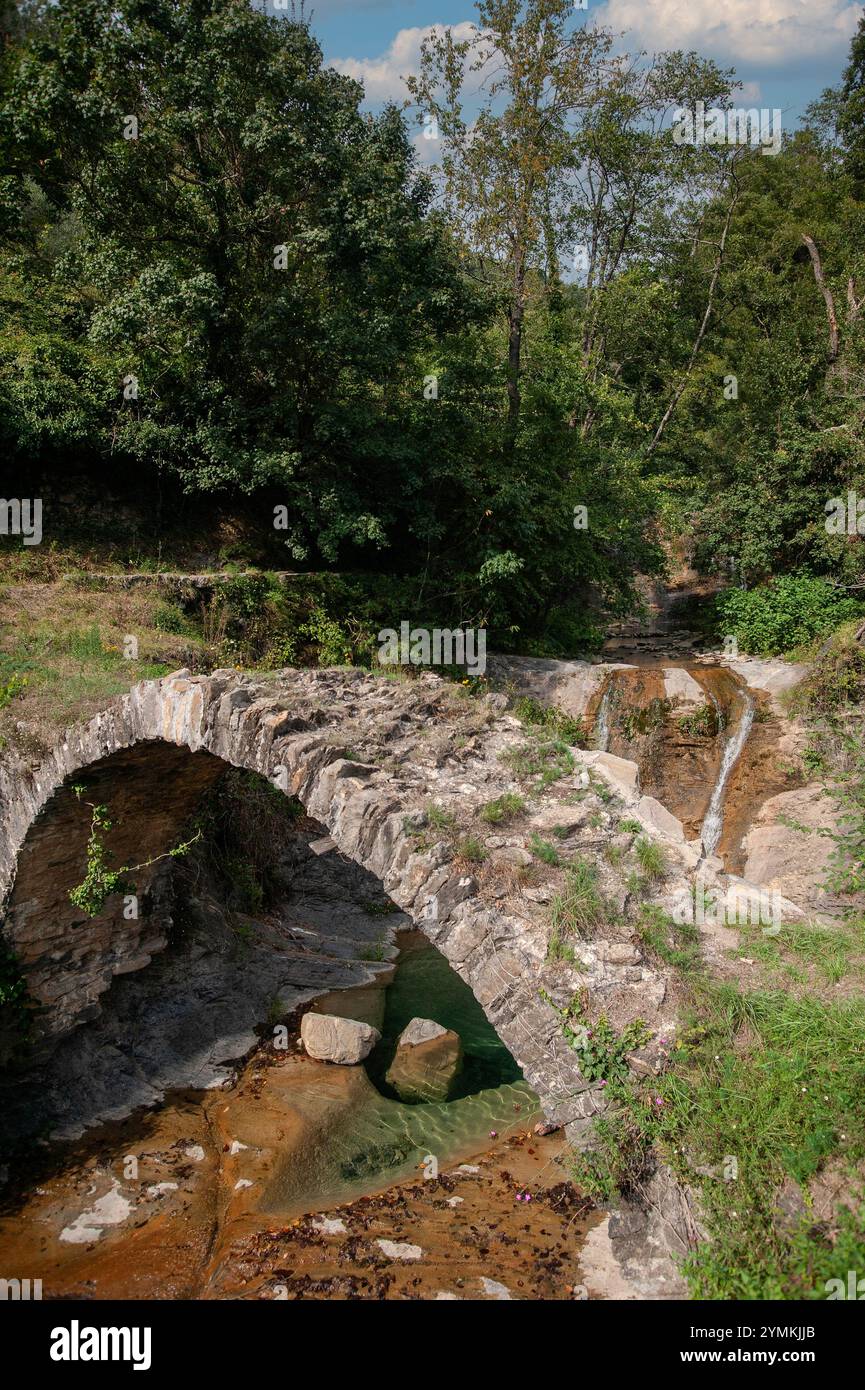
[839,8,865,193]
[0,0,483,564]
[408,0,615,443]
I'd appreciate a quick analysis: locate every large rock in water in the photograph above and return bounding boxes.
[301,1013,380,1065]
[385,1018,464,1103]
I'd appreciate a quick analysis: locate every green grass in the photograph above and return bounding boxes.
[529,833,560,866]
[625,869,646,898]
[618,818,642,834]
[671,985,865,1298]
[479,792,526,825]
[637,904,703,973]
[427,805,456,832]
[501,735,575,789]
[567,917,865,1299]
[547,856,609,957]
[455,834,486,864]
[633,836,666,880]
[734,917,863,988]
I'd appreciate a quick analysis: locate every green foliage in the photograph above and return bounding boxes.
[677,703,718,738]
[0,672,26,708]
[513,695,586,746]
[637,903,703,973]
[839,10,865,191]
[69,788,200,917]
[618,818,642,834]
[427,805,456,832]
[789,622,865,716]
[819,724,865,895]
[153,602,190,636]
[0,0,676,647]
[455,834,486,864]
[542,989,650,1085]
[717,576,864,656]
[668,985,865,1299]
[68,800,130,916]
[614,696,672,741]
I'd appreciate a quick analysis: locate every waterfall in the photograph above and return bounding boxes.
[705,689,725,734]
[700,688,755,857]
[594,683,612,751]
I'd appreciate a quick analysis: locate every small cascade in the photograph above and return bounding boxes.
[594,682,612,751]
[700,687,756,857]
[704,688,725,734]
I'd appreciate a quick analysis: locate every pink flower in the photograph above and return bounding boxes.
[489,1130,497,1139]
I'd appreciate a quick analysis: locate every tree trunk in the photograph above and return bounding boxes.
[506,258,527,440]
[802,234,839,363]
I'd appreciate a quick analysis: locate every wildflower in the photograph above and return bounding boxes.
[489,1130,497,1139]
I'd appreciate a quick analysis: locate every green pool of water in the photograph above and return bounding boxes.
[264,931,541,1215]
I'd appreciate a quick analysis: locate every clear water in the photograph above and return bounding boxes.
[263,932,540,1216]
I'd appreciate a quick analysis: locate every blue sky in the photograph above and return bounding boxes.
[284,0,863,130]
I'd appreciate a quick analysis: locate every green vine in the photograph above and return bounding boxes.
[68,787,201,918]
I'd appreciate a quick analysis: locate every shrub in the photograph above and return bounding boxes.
[717,575,864,657]
[513,695,586,746]
[788,622,865,717]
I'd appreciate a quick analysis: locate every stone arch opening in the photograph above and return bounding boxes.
[0,669,598,1139]
[0,735,540,1158]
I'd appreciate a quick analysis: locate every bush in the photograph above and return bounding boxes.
[717,575,864,657]
[788,622,865,717]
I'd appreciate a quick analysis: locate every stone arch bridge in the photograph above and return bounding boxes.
[0,667,676,1132]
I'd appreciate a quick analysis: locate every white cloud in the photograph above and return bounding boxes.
[594,0,860,67]
[330,22,478,103]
